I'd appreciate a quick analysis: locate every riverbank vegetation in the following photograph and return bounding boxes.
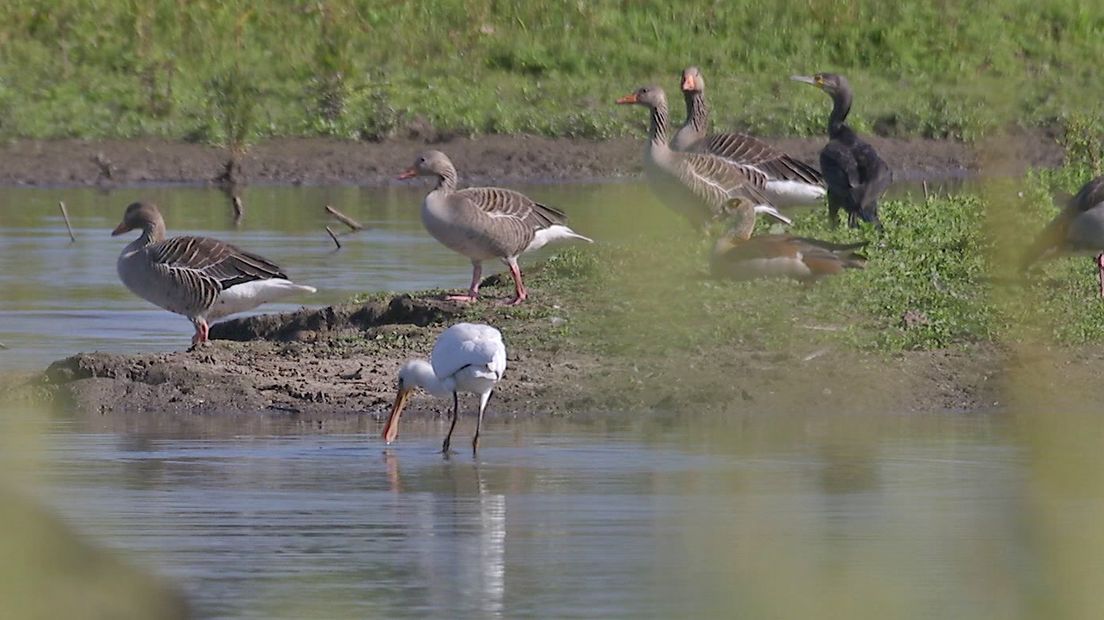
[2,1,1103,143]
[425,165,1104,357]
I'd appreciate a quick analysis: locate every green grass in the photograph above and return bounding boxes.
[2,1,1104,142]
[434,162,1104,355]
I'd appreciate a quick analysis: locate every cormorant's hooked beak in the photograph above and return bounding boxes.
[396,168,417,180]
[111,222,130,236]
[615,93,638,105]
[790,75,820,89]
[754,204,793,226]
[382,387,414,444]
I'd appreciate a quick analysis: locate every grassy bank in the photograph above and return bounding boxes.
[2,1,1103,144]
[415,163,1104,358]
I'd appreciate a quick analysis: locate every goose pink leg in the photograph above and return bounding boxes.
[447,261,482,302]
[1097,253,1104,299]
[190,318,210,348]
[502,258,528,306]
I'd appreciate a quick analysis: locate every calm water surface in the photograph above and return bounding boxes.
[23,413,1032,620]
[0,182,667,368]
[0,180,950,369]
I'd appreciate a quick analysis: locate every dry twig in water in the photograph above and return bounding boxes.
[58,201,76,242]
[325,205,364,232]
[325,226,342,250]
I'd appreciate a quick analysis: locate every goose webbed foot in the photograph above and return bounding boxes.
[445,293,479,302]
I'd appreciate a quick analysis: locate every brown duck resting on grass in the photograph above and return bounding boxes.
[616,85,791,230]
[112,202,316,347]
[791,73,892,231]
[398,150,592,305]
[673,66,826,208]
[711,199,868,282]
[1022,175,1104,296]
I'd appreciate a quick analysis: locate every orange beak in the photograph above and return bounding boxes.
[615,93,638,105]
[396,168,417,180]
[681,74,696,91]
[111,222,130,236]
[382,387,413,444]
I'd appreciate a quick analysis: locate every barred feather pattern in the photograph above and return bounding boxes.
[674,88,824,187]
[415,150,587,262]
[636,88,775,227]
[1022,175,1104,269]
[132,236,290,318]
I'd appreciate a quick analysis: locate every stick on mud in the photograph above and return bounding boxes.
[325,226,342,249]
[325,205,364,232]
[58,201,76,242]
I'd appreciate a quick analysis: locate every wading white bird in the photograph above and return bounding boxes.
[112,202,316,348]
[397,150,592,305]
[382,323,507,453]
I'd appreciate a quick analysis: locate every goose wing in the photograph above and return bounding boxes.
[146,236,288,290]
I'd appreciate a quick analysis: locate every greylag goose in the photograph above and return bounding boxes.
[112,202,316,347]
[711,198,867,282]
[382,322,506,453]
[397,150,592,305]
[1022,175,1104,296]
[792,73,892,230]
[615,85,792,229]
[673,66,826,207]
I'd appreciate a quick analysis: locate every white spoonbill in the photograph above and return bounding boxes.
[112,201,316,348]
[382,323,507,453]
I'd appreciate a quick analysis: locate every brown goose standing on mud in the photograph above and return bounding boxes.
[616,85,792,229]
[1022,175,1104,296]
[397,150,592,305]
[673,66,826,208]
[792,73,892,230]
[112,202,316,347]
[711,198,867,282]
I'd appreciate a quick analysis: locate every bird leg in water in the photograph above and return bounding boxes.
[442,392,459,453]
[501,258,528,306]
[447,261,482,302]
[472,391,492,453]
[1097,253,1104,299]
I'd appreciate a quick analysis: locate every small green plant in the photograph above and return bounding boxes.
[1060,111,1104,176]
[206,64,259,183]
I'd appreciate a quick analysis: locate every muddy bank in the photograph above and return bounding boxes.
[0,131,1064,188]
[10,286,1100,427]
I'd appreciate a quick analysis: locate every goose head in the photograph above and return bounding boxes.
[681,66,704,94]
[397,150,454,180]
[616,85,668,110]
[111,202,165,237]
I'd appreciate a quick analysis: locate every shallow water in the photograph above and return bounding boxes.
[0,177,961,370]
[19,413,1042,620]
[0,183,667,368]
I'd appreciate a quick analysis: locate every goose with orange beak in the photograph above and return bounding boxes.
[397,150,591,305]
[616,85,790,230]
[382,322,507,454]
[672,67,826,208]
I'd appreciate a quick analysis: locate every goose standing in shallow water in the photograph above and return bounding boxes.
[673,66,826,208]
[382,322,506,453]
[1022,175,1104,296]
[112,202,316,347]
[711,198,867,282]
[398,150,592,305]
[792,73,892,230]
[616,85,791,230]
